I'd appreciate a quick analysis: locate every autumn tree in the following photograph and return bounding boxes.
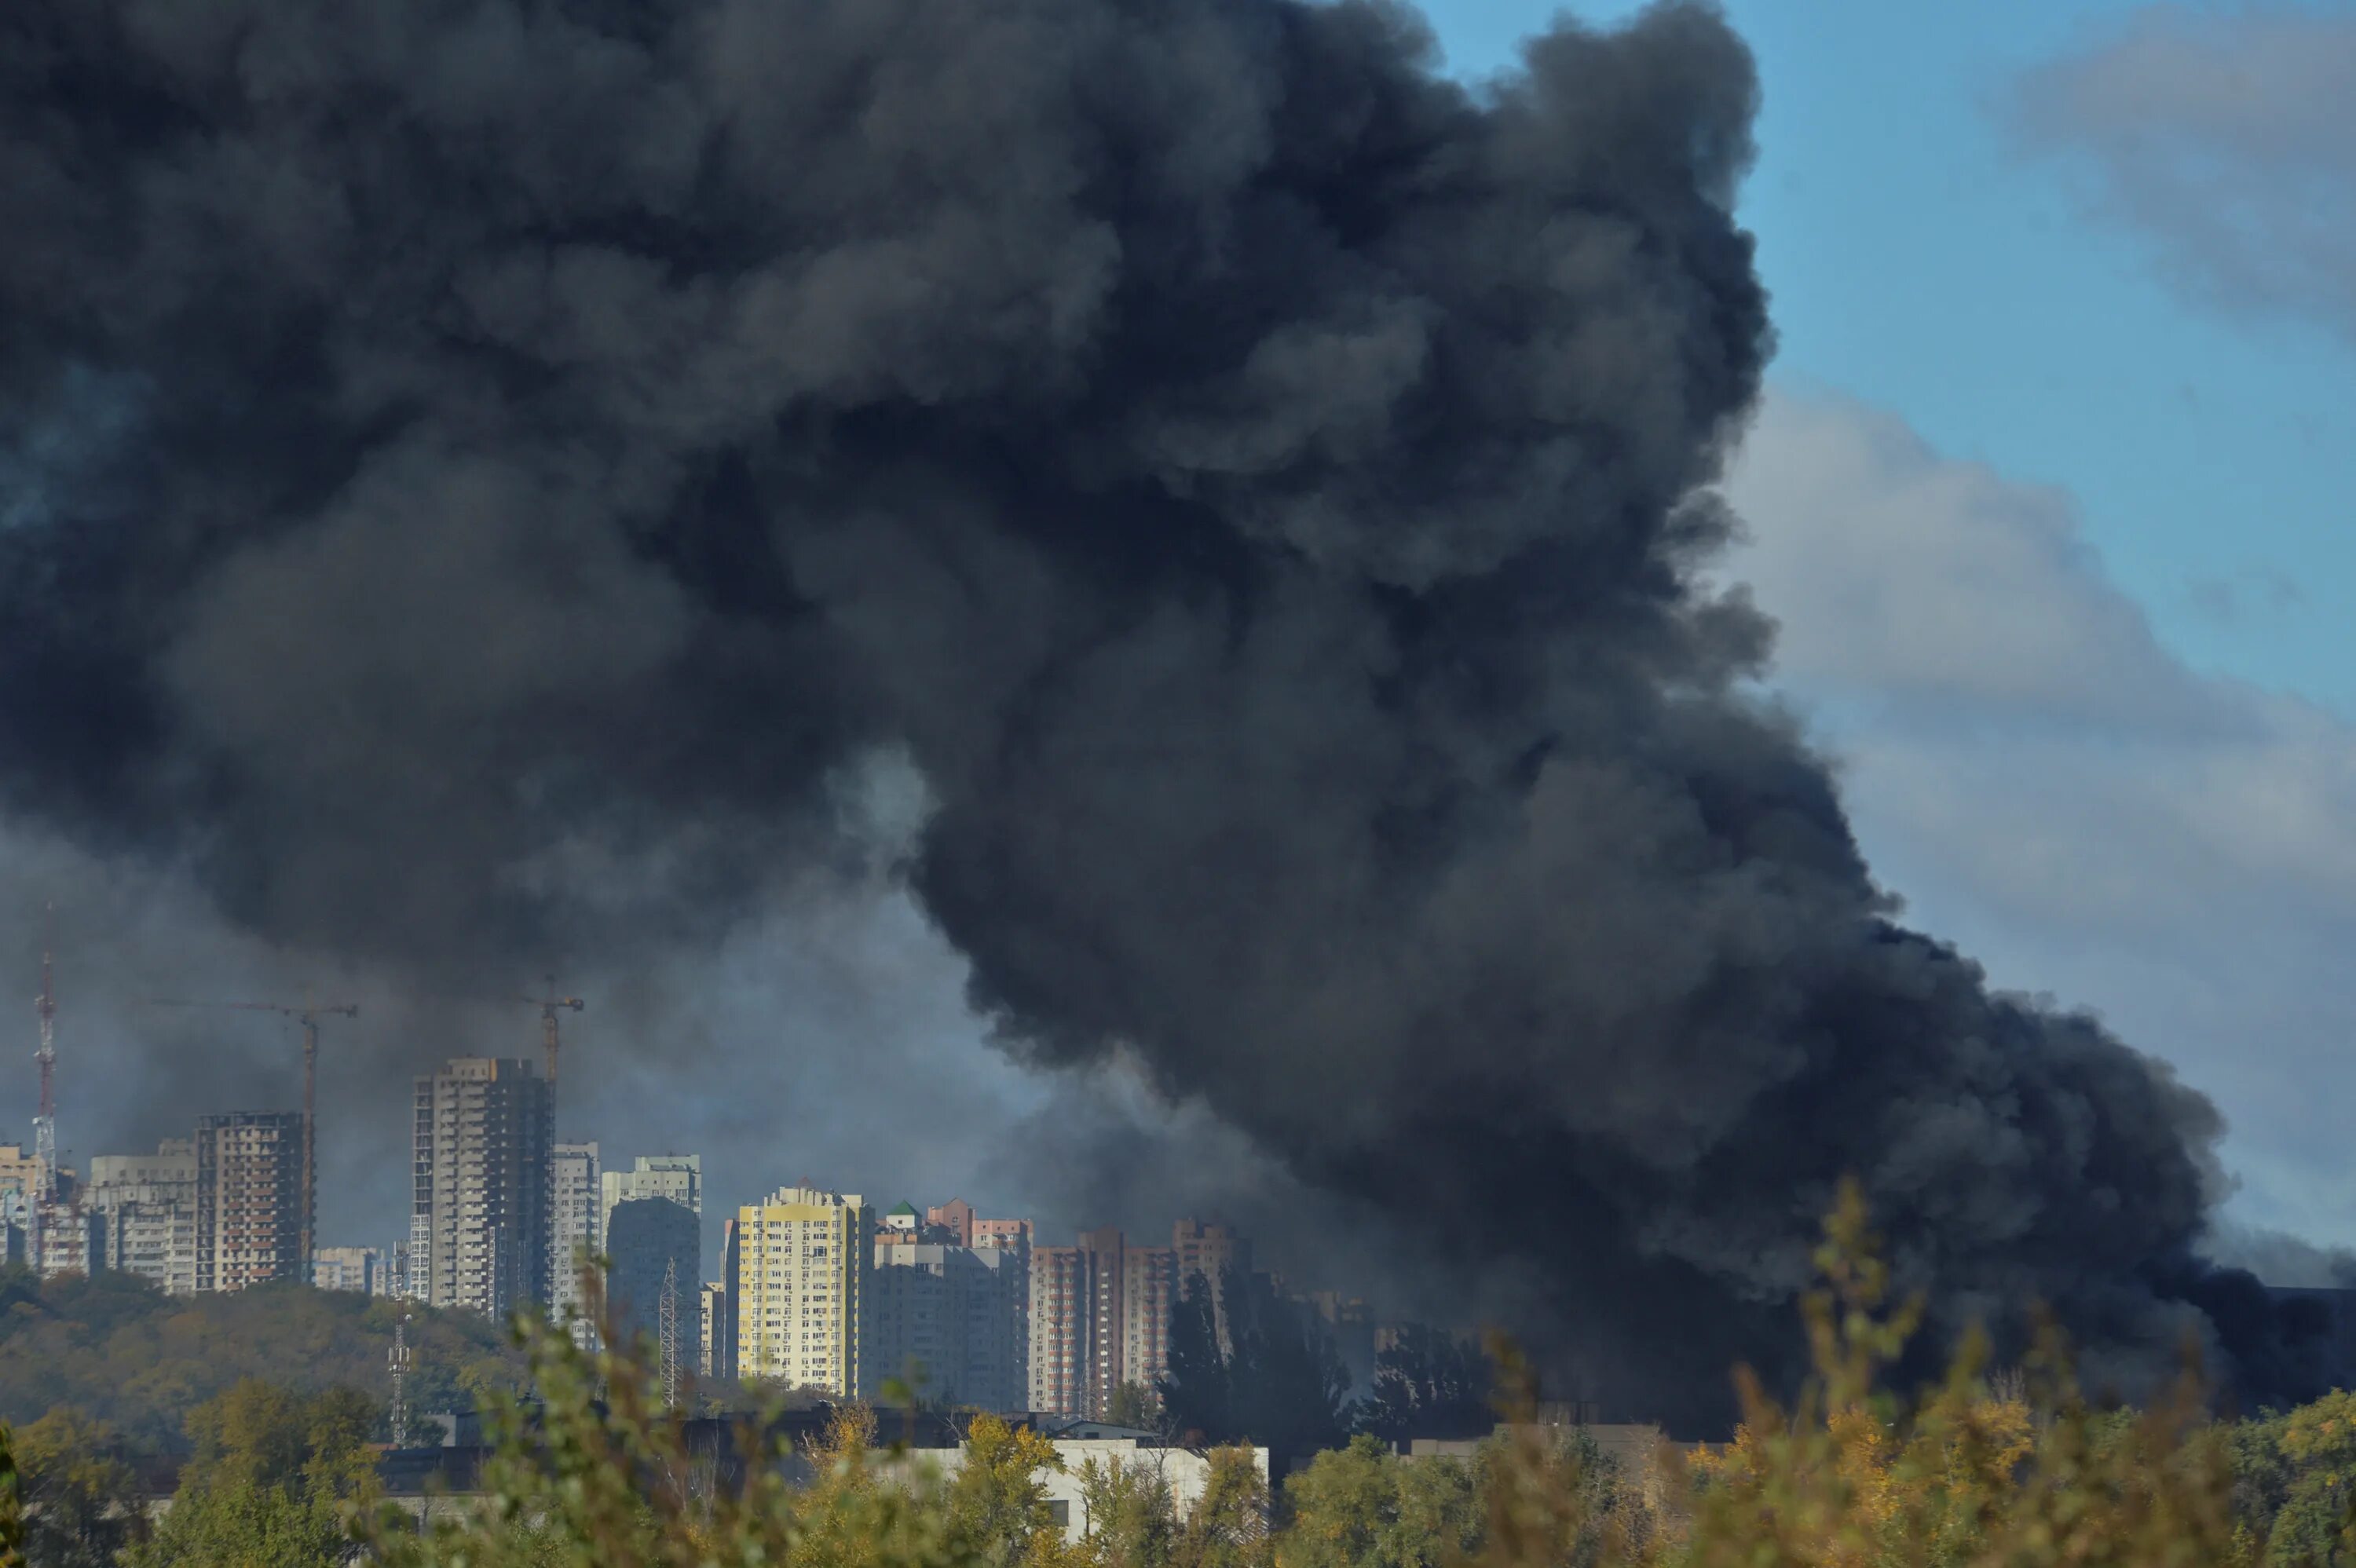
[15,1408,145,1568]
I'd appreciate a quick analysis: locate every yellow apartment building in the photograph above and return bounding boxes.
[734,1185,870,1395]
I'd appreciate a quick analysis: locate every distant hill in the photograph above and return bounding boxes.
[0,1265,530,1453]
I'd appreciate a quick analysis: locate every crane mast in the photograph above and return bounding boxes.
[528,980,584,1087]
[147,996,357,1281]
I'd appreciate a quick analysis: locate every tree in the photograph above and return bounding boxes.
[1076,1453,1175,1568]
[1162,1276,1231,1447]
[1356,1328,1491,1444]
[1175,1447,1268,1568]
[1161,1271,1348,1460]
[130,1380,379,1568]
[15,1408,145,1568]
[1275,1435,1481,1568]
[0,1418,24,1566]
[1107,1383,1162,1433]
[947,1412,1066,1568]
[0,1269,524,1453]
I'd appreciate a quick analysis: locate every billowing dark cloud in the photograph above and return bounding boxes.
[0,0,2279,1425]
[2014,5,2356,342]
[1721,390,2356,1261]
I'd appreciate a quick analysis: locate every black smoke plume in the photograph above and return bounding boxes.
[0,0,2280,1424]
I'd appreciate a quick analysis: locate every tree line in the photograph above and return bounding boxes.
[12,1190,2356,1565]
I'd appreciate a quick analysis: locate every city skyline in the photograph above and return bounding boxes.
[0,923,1366,1314]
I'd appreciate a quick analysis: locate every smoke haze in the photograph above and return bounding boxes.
[0,0,2277,1423]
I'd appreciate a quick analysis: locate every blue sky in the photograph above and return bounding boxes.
[1430,0,2356,707]
[1414,0,2356,1254]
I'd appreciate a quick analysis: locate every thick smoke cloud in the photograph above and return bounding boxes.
[0,0,2270,1423]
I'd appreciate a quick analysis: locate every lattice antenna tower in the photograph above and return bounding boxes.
[659,1257,682,1411]
[389,1311,414,1448]
[33,905,56,1208]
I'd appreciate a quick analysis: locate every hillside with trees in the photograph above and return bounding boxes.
[0,1266,525,1454]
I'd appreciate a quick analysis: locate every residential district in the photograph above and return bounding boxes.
[2,1036,1393,1425]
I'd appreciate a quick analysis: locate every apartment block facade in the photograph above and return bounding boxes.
[733,1186,869,1396]
[606,1194,698,1351]
[88,1139,197,1296]
[313,1245,390,1295]
[550,1141,601,1338]
[598,1154,701,1252]
[1027,1226,1178,1417]
[412,1058,555,1318]
[1172,1219,1253,1352]
[869,1202,1029,1409]
[196,1113,304,1292]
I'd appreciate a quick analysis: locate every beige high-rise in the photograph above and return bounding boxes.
[1027,1226,1177,1417]
[412,1058,554,1318]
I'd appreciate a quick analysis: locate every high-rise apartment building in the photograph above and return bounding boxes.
[1171,1219,1253,1352]
[707,1219,740,1381]
[700,1280,734,1380]
[550,1141,601,1339]
[412,1058,555,1318]
[605,1195,697,1351]
[872,1203,1028,1409]
[927,1199,1033,1254]
[1028,1226,1177,1417]
[0,1145,41,1207]
[314,1245,390,1294]
[196,1113,304,1292]
[88,1140,198,1296]
[598,1154,701,1252]
[734,1186,869,1396]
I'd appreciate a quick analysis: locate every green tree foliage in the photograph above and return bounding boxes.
[1176,1448,1271,1568]
[0,1266,524,1453]
[946,1413,1066,1568]
[1161,1271,1350,1458]
[1356,1327,1492,1444]
[368,1307,1012,1568]
[130,1380,379,1568]
[1107,1383,1162,1433]
[0,1420,24,1568]
[14,1408,145,1567]
[1076,1453,1176,1568]
[2249,1391,2356,1566]
[1275,1435,1483,1568]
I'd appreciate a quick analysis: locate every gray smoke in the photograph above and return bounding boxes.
[0,0,2255,1422]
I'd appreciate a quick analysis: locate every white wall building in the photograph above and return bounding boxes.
[906,1438,1269,1544]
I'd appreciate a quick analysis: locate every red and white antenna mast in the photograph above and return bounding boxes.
[33,905,57,1208]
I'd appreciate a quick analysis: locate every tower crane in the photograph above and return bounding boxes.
[148,996,359,1276]
[522,979,584,1087]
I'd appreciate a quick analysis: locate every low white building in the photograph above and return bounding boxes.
[905,1437,1269,1544]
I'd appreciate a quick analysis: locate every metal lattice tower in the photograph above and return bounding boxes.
[659,1257,682,1410]
[389,1311,414,1447]
[30,910,57,1271]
